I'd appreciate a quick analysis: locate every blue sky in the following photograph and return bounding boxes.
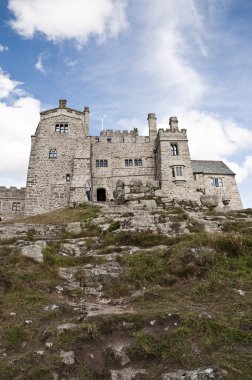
[0,0,252,207]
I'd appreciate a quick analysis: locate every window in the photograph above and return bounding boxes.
[172,166,184,177]
[125,159,133,166]
[12,202,20,211]
[96,160,108,167]
[49,149,57,158]
[55,123,68,133]
[125,158,142,167]
[66,174,71,181]
[211,178,223,187]
[171,143,178,156]
[134,159,142,166]
[95,136,99,143]
[107,137,112,143]
[120,136,125,143]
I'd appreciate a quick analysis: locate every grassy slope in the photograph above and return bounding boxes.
[0,206,252,379]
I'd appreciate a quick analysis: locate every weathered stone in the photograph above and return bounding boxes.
[66,222,82,235]
[60,350,75,365]
[21,241,46,263]
[110,368,147,380]
[200,195,219,209]
[160,367,226,380]
[105,345,130,366]
[60,243,81,257]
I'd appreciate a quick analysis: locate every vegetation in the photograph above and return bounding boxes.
[0,204,252,379]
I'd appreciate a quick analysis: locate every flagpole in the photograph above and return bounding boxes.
[102,114,106,131]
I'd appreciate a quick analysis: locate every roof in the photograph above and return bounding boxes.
[191,160,235,175]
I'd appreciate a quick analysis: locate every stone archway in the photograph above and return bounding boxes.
[97,188,106,202]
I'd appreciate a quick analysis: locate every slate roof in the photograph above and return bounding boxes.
[191,160,235,175]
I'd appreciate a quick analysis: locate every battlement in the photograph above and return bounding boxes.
[0,186,26,197]
[158,127,187,140]
[100,128,139,137]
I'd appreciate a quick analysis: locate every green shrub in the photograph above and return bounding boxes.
[4,326,27,349]
[107,220,120,232]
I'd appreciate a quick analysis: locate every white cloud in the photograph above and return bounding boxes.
[0,69,21,99]
[0,44,8,52]
[8,0,128,46]
[35,53,46,74]
[0,71,40,186]
[137,0,207,109]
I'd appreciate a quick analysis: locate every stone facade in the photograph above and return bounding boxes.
[0,100,243,220]
[0,186,26,221]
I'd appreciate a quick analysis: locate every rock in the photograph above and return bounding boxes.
[131,290,144,298]
[60,350,75,365]
[34,350,44,355]
[45,342,53,348]
[57,323,78,333]
[24,320,33,325]
[140,199,157,210]
[110,368,147,380]
[66,222,82,235]
[59,243,81,257]
[44,304,60,311]
[160,367,226,380]
[200,195,219,209]
[20,241,46,263]
[105,344,130,366]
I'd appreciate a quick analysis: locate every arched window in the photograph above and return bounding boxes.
[66,174,71,181]
[49,149,57,158]
[171,143,178,156]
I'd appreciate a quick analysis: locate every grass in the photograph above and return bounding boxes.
[8,204,100,225]
[0,205,252,378]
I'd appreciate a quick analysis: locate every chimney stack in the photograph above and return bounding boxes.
[59,99,67,108]
[169,116,178,131]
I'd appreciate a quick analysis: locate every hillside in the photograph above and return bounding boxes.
[0,201,252,380]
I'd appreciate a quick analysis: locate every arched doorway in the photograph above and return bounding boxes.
[97,188,106,202]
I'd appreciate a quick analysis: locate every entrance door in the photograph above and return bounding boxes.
[97,188,106,202]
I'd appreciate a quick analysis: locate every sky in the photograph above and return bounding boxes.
[0,0,252,207]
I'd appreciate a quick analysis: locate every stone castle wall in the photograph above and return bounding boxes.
[194,173,243,209]
[25,103,91,215]
[0,101,243,219]
[0,187,26,221]
[91,128,156,201]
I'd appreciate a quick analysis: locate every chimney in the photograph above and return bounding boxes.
[59,99,67,108]
[169,116,178,131]
[83,106,90,134]
[147,113,157,139]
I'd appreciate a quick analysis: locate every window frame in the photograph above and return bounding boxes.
[171,143,179,156]
[55,123,68,133]
[211,178,223,187]
[12,202,21,212]
[49,149,57,159]
[96,159,108,168]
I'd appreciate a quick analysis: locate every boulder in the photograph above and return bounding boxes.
[21,241,46,263]
[66,222,82,235]
[60,350,75,365]
[200,195,219,209]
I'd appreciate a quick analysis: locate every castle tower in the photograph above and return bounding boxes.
[155,116,195,200]
[25,100,91,215]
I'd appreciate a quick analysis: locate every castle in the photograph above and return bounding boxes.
[0,100,242,221]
